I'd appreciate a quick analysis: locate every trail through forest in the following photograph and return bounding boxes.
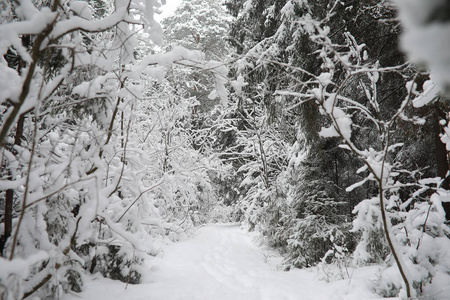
[63,224,383,300]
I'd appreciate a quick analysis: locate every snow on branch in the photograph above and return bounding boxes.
[137,46,229,105]
[48,7,129,42]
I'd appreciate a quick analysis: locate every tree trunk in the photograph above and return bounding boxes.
[1,115,26,257]
[0,35,29,256]
[433,103,450,219]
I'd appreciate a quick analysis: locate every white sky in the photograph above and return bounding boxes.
[156,0,183,21]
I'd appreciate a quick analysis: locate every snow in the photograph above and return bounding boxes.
[62,224,388,300]
[319,125,339,138]
[0,7,56,61]
[0,250,49,278]
[397,0,450,96]
[70,1,92,20]
[49,8,128,41]
[137,46,229,105]
[15,0,39,20]
[412,79,439,108]
[401,24,450,95]
[0,63,22,103]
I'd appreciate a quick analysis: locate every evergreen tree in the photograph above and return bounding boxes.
[225,0,358,267]
[161,0,230,113]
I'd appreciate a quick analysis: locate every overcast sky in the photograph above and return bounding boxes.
[156,0,183,21]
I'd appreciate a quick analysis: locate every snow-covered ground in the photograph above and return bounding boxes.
[62,224,393,300]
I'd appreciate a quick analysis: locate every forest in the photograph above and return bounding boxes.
[1,0,450,299]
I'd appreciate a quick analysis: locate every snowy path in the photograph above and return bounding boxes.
[64,224,380,300]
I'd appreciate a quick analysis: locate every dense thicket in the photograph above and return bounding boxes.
[223,0,450,297]
[0,0,228,298]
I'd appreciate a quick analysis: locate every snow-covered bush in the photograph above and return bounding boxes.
[0,0,229,298]
[300,15,450,298]
[207,204,235,223]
